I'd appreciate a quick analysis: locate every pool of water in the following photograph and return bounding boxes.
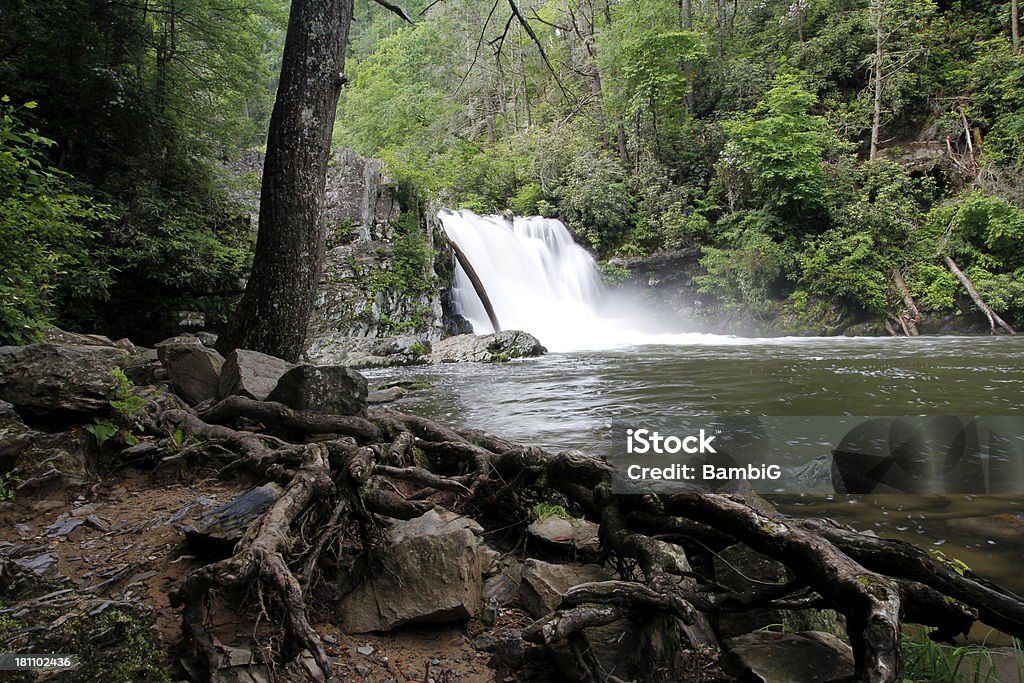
[363,335,1024,597]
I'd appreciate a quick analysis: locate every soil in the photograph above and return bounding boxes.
[0,469,559,683]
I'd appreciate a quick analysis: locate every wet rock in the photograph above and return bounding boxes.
[367,386,408,404]
[783,455,836,494]
[218,349,295,401]
[947,513,1024,540]
[157,341,225,405]
[338,510,482,632]
[722,631,854,683]
[518,559,612,618]
[0,343,137,415]
[267,365,368,416]
[526,515,600,558]
[431,331,546,364]
[182,483,284,548]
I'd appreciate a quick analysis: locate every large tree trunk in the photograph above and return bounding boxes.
[218,0,354,362]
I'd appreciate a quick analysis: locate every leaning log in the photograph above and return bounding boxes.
[446,237,502,333]
[891,269,920,336]
[943,255,1015,334]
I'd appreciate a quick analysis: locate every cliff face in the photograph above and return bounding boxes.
[236,148,460,349]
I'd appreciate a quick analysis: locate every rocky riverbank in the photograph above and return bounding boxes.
[4,331,1020,683]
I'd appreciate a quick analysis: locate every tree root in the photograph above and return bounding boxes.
[137,390,1024,683]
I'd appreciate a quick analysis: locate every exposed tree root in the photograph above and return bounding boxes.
[136,390,1024,683]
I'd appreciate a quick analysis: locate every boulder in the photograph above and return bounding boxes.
[43,327,137,353]
[0,402,93,490]
[431,331,546,364]
[722,631,854,683]
[182,483,284,548]
[304,334,431,369]
[714,542,845,638]
[218,349,295,401]
[518,559,612,618]
[157,341,225,405]
[526,515,601,558]
[367,386,408,404]
[267,365,368,416]
[338,509,482,632]
[546,608,696,683]
[0,343,136,415]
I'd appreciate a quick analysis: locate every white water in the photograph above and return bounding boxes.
[439,209,757,352]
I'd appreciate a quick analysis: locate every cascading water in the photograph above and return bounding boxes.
[439,209,733,352]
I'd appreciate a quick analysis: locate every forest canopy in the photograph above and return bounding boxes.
[2,0,1023,341]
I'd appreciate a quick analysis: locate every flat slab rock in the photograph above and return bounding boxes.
[526,515,600,556]
[519,558,612,618]
[182,483,284,547]
[722,631,854,683]
[339,509,483,633]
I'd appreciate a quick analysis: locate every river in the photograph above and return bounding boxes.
[364,335,1024,601]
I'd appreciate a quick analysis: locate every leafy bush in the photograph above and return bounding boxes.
[0,99,111,344]
[556,153,634,253]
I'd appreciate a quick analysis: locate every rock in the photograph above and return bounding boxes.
[338,510,482,632]
[547,611,695,683]
[0,542,58,578]
[218,349,295,401]
[43,327,137,353]
[483,560,522,605]
[783,455,836,494]
[526,515,600,558]
[367,386,408,404]
[356,645,374,656]
[0,402,93,490]
[947,513,1024,540]
[518,559,612,618]
[304,334,432,369]
[714,542,845,638]
[0,343,137,415]
[157,341,225,405]
[267,365,368,416]
[388,508,483,543]
[182,483,284,548]
[722,631,854,683]
[431,331,546,364]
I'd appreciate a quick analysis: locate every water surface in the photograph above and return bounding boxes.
[364,335,1024,596]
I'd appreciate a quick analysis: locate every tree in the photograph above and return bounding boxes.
[218,0,354,362]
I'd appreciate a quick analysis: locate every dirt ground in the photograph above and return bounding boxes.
[0,469,551,683]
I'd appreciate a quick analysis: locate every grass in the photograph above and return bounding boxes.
[901,627,1024,683]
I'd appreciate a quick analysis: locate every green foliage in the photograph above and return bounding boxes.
[531,502,579,526]
[0,472,19,501]
[719,73,832,218]
[901,626,1014,683]
[0,99,111,345]
[556,153,634,253]
[697,211,796,312]
[86,368,146,452]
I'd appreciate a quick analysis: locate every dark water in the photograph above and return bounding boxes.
[364,335,1024,600]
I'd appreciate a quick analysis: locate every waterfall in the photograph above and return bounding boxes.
[439,209,729,352]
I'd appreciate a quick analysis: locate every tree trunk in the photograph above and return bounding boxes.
[1013,0,1020,54]
[219,0,354,362]
[891,269,920,336]
[870,0,885,160]
[944,255,1016,335]
[447,237,501,333]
